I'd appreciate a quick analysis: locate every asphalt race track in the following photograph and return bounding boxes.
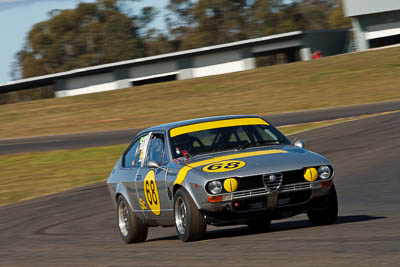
[1,112,400,266]
[1,99,399,155]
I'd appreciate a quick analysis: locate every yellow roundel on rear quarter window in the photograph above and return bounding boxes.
[304,167,318,182]
[223,178,238,192]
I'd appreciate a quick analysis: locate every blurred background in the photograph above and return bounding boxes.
[0,0,354,104]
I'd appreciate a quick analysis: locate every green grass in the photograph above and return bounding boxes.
[1,113,390,207]
[0,144,126,206]
[1,46,400,139]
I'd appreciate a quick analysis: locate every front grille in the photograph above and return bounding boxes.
[233,188,267,199]
[279,183,311,192]
[263,173,283,191]
[229,170,310,199]
[237,175,264,191]
[281,169,306,185]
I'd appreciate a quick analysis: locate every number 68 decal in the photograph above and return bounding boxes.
[144,170,160,215]
[202,160,246,172]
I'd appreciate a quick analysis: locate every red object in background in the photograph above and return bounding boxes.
[312,50,322,59]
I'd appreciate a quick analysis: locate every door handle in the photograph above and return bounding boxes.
[136,175,142,181]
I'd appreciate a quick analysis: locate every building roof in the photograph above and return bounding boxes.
[0,31,302,93]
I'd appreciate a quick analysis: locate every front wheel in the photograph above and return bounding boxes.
[174,188,206,242]
[307,184,338,226]
[117,196,148,243]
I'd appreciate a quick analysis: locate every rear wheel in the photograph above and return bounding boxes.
[307,184,338,226]
[174,188,206,242]
[117,196,148,243]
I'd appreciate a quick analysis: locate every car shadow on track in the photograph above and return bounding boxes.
[146,215,385,242]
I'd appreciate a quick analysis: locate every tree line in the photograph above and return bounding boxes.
[2,0,350,104]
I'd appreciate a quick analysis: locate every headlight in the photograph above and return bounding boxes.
[207,180,223,194]
[318,166,332,179]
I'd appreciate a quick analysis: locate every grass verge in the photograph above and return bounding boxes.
[0,144,125,206]
[1,46,400,139]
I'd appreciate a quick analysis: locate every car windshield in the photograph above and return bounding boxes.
[170,123,290,159]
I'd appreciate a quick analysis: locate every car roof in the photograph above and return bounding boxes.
[137,115,264,136]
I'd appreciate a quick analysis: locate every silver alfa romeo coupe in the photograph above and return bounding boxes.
[107,115,338,243]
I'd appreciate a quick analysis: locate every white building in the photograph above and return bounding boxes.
[0,30,348,98]
[343,0,400,51]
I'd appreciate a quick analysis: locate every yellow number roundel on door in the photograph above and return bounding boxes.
[144,170,161,215]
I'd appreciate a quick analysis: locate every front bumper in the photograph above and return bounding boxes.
[200,179,333,225]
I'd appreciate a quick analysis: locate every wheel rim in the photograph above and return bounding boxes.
[175,196,187,235]
[118,201,129,237]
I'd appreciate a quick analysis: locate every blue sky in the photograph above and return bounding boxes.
[0,0,168,84]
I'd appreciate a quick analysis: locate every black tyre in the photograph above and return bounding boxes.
[307,184,338,226]
[174,188,207,242]
[117,196,148,243]
[247,217,271,233]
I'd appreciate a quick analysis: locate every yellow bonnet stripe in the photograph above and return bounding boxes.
[173,149,287,185]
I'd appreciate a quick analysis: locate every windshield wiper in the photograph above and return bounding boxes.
[237,140,282,150]
[258,140,282,145]
[196,143,238,154]
[236,143,250,150]
[194,145,227,155]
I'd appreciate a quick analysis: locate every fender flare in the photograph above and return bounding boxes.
[115,183,137,212]
[173,179,204,210]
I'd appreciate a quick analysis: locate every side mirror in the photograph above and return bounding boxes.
[147,160,172,174]
[147,160,161,169]
[294,140,305,148]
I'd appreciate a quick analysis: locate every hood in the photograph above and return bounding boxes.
[179,146,331,180]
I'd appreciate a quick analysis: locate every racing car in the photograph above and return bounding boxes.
[107,115,338,243]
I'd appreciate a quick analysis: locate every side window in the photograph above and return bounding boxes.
[134,134,151,167]
[146,134,165,165]
[123,139,140,168]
